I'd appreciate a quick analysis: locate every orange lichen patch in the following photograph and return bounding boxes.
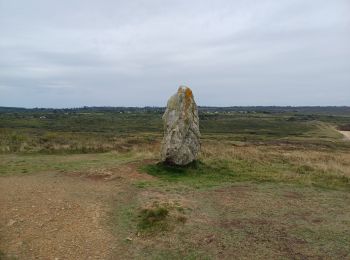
[185,88,193,98]
[184,88,193,112]
[177,86,193,98]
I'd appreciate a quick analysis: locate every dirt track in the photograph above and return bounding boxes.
[0,162,154,260]
[0,173,119,259]
[339,130,350,140]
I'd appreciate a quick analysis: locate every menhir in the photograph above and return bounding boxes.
[161,86,200,166]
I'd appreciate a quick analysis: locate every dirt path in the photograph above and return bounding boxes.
[339,130,350,140]
[0,173,116,259]
[0,166,148,260]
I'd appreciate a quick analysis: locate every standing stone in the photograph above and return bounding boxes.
[161,86,201,165]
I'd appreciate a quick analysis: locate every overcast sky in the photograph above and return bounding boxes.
[0,0,349,107]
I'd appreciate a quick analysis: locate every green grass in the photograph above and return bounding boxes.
[114,181,350,259]
[0,152,152,176]
[1,110,349,153]
[142,249,211,260]
[140,160,237,189]
[137,205,169,231]
[140,159,350,191]
[0,250,17,260]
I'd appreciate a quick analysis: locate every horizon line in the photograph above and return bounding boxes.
[1,105,350,110]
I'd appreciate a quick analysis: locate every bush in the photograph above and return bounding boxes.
[138,205,169,230]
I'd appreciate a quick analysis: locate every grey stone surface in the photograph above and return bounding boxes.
[161,86,200,165]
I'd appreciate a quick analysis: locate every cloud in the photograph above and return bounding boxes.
[0,0,349,107]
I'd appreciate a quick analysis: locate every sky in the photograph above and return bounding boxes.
[0,0,349,108]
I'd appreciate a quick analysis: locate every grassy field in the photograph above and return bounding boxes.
[0,108,350,259]
[1,110,350,153]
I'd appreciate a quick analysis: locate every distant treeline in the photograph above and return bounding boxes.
[198,106,350,115]
[1,106,350,115]
[0,106,165,114]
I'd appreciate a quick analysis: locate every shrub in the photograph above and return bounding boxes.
[138,205,169,230]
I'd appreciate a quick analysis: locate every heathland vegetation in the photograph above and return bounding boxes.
[0,107,349,259]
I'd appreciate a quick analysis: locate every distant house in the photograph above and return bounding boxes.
[39,116,47,119]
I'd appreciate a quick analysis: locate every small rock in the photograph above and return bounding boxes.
[7,219,17,226]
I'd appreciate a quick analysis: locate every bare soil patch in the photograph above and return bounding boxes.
[339,130,350,141]
[65,159,157,182]
[0,173,122,260]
